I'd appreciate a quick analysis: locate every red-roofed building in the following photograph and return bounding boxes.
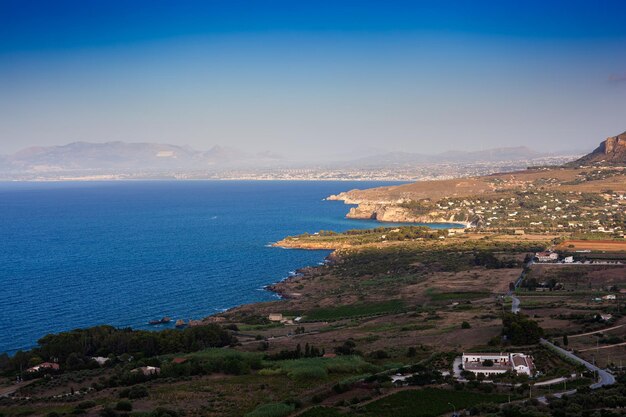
[26,362,60,373]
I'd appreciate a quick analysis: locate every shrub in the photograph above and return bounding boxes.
[77,401,97,410]
[150,408,178,417]
[116,401,132,412]
[461,321,471,329]
[128,385,149,399]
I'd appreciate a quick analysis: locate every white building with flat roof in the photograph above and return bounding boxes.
[462,352,534,376]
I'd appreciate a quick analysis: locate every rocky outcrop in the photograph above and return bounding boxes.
[347,203,470,225]
[570,132,626,166]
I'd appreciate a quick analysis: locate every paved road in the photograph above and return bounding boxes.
[0,379,38,398]
[507,259,530,313]
[511,296,521,313]
[569,324,624,339]
[540,338,616,389]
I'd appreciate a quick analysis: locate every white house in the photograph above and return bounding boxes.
[462,352,534,376]
[511,354,534,375]
[535,251,559,262]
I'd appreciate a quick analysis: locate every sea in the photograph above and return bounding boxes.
[0,180,459,355]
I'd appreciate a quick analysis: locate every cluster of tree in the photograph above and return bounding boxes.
[502,313,544,345]
[1,324,236,375]
[521,276,560,291]
[334,340,359,356]
[473,252,521,269]
[264,343,324,360]
[403,364,443,386]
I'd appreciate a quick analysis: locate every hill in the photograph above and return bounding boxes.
[0,141,283,174]
[568,131,626,166]
[343,146,546,167]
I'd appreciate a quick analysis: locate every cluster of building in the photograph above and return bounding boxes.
[26,362,60,373]
[268,313,302,325]
[461,352,534,377]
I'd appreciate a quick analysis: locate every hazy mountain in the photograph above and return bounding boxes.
[342,146,547,167]
[0,141,284,173]
[568,131,626,166]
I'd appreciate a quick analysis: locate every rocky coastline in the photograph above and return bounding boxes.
[326,192,472,227]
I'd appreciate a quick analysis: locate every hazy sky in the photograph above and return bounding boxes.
[1,0,625,159]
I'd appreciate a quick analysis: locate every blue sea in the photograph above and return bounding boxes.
[0,181,457,355]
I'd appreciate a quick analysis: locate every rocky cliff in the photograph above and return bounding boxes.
[570,132,626,166]
[327,194,473,226]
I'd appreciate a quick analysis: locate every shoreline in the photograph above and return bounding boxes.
[1,215,462,356]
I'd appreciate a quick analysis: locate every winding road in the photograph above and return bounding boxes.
[540,338,616,389]
[507,257,615,404]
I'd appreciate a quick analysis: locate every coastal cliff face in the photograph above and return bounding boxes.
[327,193,473,226]
[345,203,464,224]
[571,132,626,165]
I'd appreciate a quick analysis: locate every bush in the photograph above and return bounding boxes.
[116,400,132,412]
[150,408,178,417]
[461,321,471,329]
[368,350,390,359]
[128,385,149,399]
[77,401,97,410]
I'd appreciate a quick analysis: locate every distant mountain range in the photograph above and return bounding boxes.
[0,141,284,174]
[0,141,582,179]
[340,146,546,167]
[568,131,626,166]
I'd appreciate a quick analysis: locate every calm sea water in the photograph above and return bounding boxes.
[0,181,457,354]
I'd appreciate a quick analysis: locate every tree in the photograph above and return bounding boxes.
[563,334,569,346]
[502,313,543,345]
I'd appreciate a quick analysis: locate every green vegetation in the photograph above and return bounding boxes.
[2,325,236,375]
[358,388,508,417]
[161,348,263,377]
[304,300,405,321]
[287,226,446,245]
[244,403,295,417]
[297,407,343,417]
[260,356,378,381]
[502,313,544,345]
[427,289,490,301]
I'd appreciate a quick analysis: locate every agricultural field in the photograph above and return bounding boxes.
[555,239,626,252]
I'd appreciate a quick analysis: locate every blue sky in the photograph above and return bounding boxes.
[1,0,625,158]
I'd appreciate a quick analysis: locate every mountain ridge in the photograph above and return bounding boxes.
[568,131,626,166]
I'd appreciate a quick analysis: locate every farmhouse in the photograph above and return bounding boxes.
[268,313,283,322]
[535,251,558,262]
[26,362,60,373]
[462,352,534,376]
[131,366,161,376]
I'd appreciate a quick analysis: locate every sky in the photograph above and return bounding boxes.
[1,0,625,160]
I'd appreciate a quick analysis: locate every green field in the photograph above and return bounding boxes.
[357,388,509,417]
[427,289,491,301]
[298,406,344,417]
[304,300,406,321]
[260,355,379,381]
